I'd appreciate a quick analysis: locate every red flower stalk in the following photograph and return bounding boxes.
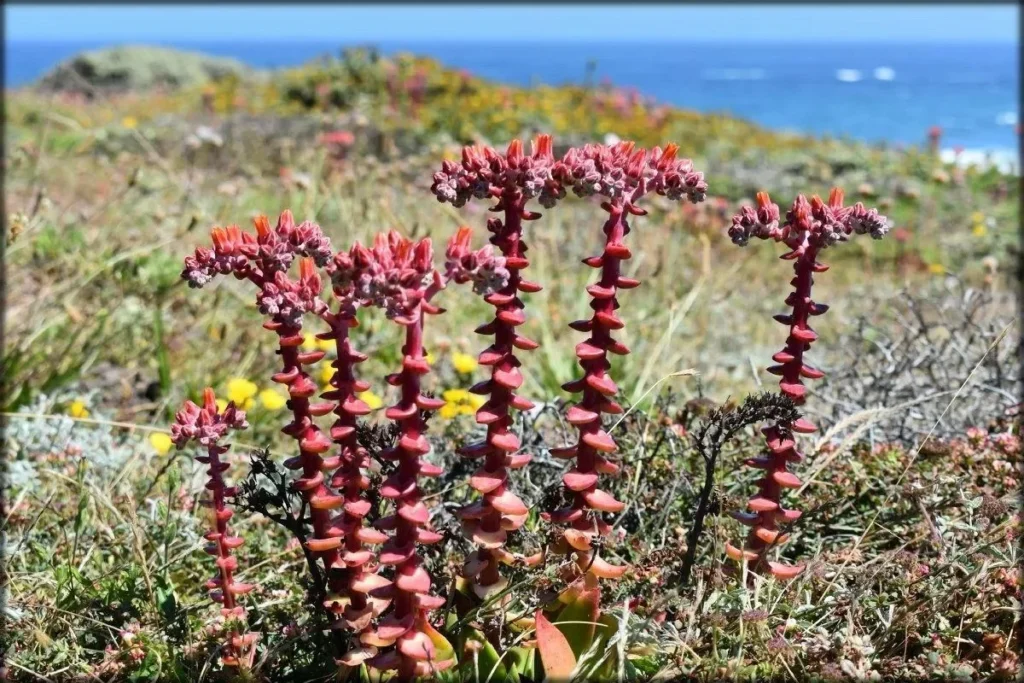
[545,142,707,586]
[726,188,889,578]
[432,136,567,599]
[171,388,257,668]
[318,244,394,666]
[182,212,356,643]
[351,231,453,678]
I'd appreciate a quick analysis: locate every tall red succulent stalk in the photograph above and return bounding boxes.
[432,136,567,599]
[336,231,453,678]
[182,212,355,644]
[726,189,890,578]
[171,388,257,668]
[322,245,392,667]
[545,142,707,586]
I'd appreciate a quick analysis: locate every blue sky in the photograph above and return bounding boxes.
[5,4,1019,43]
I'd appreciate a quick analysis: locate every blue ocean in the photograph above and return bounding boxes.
[5,40,1019,152]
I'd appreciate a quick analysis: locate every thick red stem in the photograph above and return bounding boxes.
[730,240,824,579]
[547,199,631,584]
[200,442,252,666]
[368,313,451,677]
[459,192,539,596]
[320,314,391,660]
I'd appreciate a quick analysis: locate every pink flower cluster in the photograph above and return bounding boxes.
[556,141,707,203]
[444,225,510,296]
[728,189,889,249]
[431,136,567,209]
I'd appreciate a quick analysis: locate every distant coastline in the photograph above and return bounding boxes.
[6,40,1019,151]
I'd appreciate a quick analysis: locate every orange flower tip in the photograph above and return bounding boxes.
[253,214,270,236]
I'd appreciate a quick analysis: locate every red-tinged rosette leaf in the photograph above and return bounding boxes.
[307,537,343,553]
[563,469,599,492]
[748,496,779,512]
[604,242,631,259]
[585,373,618,396]
[489,430,521,452]
[583,489,624,512]
[594,310,624,330]
[478,346,505,366]
[566,405,600,425]
[779,380,807,399]
[535,610,577,682]
[512,334,540,350]
[725,542,759,562]
[493,366,524,389]
[518,279,542,293]
[398,500,430,524]
[385,403,417,420]
[772,470,802,488]
[416,395,447,411]
[395,563,433,594]
[778,507,803,522]
[586,284,616,300]
[791,418,818,433]
[376,613,415,642]
[772,350,796,364]
[309,493,344,510]
[768,562,805,579]
[790,327,817,343]
[470,466,506,493]
[616,276,640,289]
[800,364,825,379]
[589,554,628,580]
[582,429,617,453]
[754,527,789,545]
[487,489,528,515]
[484,291,516,307]
[606,340,630,356]
[497,308,527,326]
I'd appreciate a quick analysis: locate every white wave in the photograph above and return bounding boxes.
[836,69,862,83]
[940,147,1020,175]
[873,67,895,81]
[700,68,766,81]
[996,111,1018,126]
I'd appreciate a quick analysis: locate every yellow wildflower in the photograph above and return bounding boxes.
[424,351,435,365]
[216,398,228,412]
[68,400,90,419]
[970,211,985,224]
[928,263,945,275]
[122,116,138,129]
[259,388,288,411]
[149,432,173,455]
[358,390,383,410]
[972,224,987,238]
[320,364,335,387]
[226,378,258,410]
[440,389,482,419]
[451,352,478,375]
